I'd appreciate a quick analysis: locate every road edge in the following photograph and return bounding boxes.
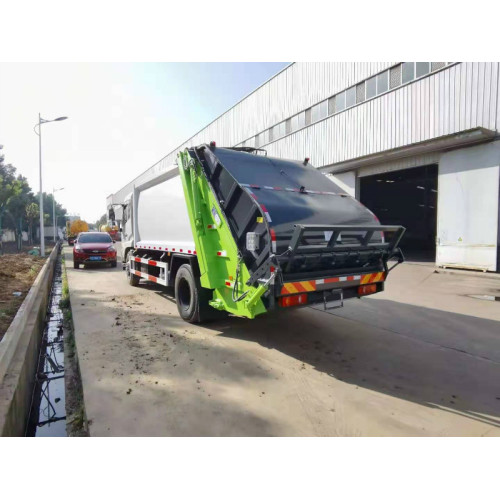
[0,244,59,437]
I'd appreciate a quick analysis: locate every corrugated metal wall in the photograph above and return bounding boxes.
[265,62,499,166]
[109,62,500,205]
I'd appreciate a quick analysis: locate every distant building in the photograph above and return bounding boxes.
[109,63,500,272]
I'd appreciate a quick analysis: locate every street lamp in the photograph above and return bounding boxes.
[52,187,64,242]
[34,114,68,257]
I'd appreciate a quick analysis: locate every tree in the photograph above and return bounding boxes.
[0,162,22,254]
[96,213,107,228]
[41,192,67,227]
[25,202,39,245]
[70,220,89,234]
[5,175,34,250]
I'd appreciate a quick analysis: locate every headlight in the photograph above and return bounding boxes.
[75,245,82,252]
[108,245,116,252]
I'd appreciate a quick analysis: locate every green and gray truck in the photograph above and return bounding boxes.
[108,143,405,323]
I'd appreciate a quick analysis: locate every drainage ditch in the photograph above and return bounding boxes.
[25,249,88,437]
[26,251,66,436]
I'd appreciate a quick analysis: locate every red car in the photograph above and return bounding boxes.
[73,232,117,269]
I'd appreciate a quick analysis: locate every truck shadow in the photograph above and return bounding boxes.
[216,300,500,430]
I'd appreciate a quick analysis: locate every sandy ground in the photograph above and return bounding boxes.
[64,245,500,436]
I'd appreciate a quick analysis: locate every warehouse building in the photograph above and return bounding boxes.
[108,62,500,272]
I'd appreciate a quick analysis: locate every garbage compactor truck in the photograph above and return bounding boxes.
[111,143,405,323]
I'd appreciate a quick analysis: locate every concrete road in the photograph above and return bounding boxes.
[64,246,500,436]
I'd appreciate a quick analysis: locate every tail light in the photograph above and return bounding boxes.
[279,294,308,308]
[358,284,377,296]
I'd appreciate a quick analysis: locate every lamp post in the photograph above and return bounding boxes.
[34,114,68,257]
[52,187,64,242]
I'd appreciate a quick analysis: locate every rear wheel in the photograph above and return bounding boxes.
[175,263,222,323]
[174,264,228,323]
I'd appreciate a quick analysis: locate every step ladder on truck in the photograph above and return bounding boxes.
[112,143,405,323]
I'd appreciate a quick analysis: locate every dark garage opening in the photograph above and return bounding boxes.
[360,164,438,262]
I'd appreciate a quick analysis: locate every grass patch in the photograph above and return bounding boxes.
[60,252,89,437]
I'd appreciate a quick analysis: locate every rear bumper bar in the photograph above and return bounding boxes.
[279,270,385,296]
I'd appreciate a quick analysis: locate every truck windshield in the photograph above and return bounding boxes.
[78,233,112,243]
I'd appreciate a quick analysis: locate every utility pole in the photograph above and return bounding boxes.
[34,114,68,256]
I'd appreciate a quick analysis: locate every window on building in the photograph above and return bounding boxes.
[335,91,346,113]
[390,65,401,89]
[328,96,336,115]
[431,62,446,72]
[311,100,328,123]
[366,76,377,99]
[305,108,312,126]
[402,62,415,84]
[257,129,269,146]
[416,62,430,78]
[356,82,365,104]
[377,71,389,94]
[346,86,356,108]
[290,111,305,133]
[272,121,286,141]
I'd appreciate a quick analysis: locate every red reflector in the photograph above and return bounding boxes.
[270,229,276,241]
[270,266,275,272]
[358,284,377,296]
[279,294,308,308]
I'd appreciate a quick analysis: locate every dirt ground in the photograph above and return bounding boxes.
[0,254,46,340]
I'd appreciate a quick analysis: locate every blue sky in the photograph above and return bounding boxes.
[0,62,289,221]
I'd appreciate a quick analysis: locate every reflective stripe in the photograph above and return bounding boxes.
[280,280,316,296]
[280,272,385,296]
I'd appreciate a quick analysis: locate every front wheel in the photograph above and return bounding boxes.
[126,261,140,286]
[111,260,117,268]
[73,261,79,269]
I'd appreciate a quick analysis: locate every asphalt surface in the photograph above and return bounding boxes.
[64,245,500,436]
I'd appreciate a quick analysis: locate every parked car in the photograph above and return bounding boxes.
[73,232,117,269]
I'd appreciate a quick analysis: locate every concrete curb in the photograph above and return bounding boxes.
[0,244,59,437]
[434,267,500,281]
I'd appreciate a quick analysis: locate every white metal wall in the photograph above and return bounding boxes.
[437,141,500,271]
[109,62,500,207]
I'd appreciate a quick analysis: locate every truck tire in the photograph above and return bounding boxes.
[175,264,201,323]
[126,261,140,286]
[174,263,227,323]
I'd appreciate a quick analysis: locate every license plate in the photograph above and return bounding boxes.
[89,256,102,261]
